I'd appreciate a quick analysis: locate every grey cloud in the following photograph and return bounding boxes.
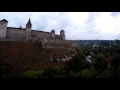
[34,12,72,35]
[85,13,100,34]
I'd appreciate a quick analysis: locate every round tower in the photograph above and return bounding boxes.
[60,29,65,40]
[51,29,55,39]
[25,18,32,41]
[0,19,8,38]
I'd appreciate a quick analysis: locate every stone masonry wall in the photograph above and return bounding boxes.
[7,28,26,40]
[31,30,51,39]
[4,28,63,41]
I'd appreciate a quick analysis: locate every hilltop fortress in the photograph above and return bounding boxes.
[0,18,65,41]
[0,18,79,50]
[0,18,80,62]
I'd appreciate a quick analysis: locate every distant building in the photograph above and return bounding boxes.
[85,55,92,63]
[92,44,99,48]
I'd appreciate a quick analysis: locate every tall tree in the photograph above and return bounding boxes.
[93,53,108,73]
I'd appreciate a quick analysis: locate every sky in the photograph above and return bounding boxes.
[0,12,120,40]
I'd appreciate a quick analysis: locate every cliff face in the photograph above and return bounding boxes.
[0,41,71,74]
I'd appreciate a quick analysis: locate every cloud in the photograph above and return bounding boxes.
[92,12,120,40]
[0,12,120,40]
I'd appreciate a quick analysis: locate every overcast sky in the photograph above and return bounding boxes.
[0,12,120,40]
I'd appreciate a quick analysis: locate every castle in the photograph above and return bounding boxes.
[0,17,80,62]
[0,18,65,41]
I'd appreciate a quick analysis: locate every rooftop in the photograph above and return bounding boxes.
[0,19,8,22]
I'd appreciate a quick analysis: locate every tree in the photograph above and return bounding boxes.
[97,66,113,78]
[80,66,98,78]
[66,54,85,73]
[54,66,67,78]
[115,67,120,78]
[100,48,106,55]
[111,54,120,77]
[78,52,85,59]
[93,53,108,73]
[111,54,120,69]
[0,65,10,78]
[42,67,57,78]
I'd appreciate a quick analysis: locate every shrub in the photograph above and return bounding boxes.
[42,67,57,78]
[20,70,43,78]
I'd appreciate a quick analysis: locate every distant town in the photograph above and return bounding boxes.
[69,39,120,48]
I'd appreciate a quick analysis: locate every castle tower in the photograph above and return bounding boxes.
[60,29,65,40]
[0,19,8,39]
[51,29,55,39]
[25,18,32,41]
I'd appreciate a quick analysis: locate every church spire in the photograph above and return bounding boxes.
[26,17,32,29]
[27,18,31,25]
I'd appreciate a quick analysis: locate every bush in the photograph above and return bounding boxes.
[80,66,98,78]
[20,70,43,78]
[54,66,67,78]
[97,68,113,78]
[0,65,10,78]
[42,67,57,78]
[3,73,19,78]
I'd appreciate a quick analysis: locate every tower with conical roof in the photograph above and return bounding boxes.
[25,18,32,41]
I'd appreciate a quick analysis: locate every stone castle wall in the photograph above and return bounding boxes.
[31,30,51,39]
[42,39,79,49]
[4,28,62,41]
[7,28,26,39]
[0,18,65,42]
